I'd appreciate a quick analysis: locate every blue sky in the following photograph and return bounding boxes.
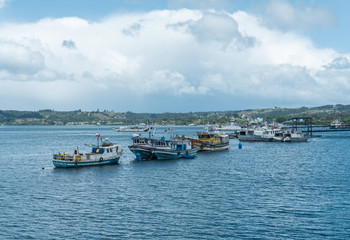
[0,0,350,112]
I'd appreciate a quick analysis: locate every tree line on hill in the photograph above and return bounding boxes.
[0,104,349,125]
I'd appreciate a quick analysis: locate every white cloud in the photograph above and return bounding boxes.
[122,22,142,37]
[62,39,77,49]
[323,57,350,70]
[0,6,349,111]
[168,0,233,10]
[258,0,336,31]
[0,40,44,77]
[187,11,256,50]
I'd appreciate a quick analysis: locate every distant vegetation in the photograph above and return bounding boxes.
[1,104,350,126]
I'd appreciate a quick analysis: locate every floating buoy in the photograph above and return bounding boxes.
[238,142,242,149]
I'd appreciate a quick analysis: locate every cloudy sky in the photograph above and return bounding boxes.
[0,0,350,112]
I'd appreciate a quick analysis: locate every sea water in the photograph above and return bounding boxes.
[0,125,349,239]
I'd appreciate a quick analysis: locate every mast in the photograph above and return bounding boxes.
[96,133,100,147]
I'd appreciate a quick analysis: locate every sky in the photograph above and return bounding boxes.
[0,0,350,113]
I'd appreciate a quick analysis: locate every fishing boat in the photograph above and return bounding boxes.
[128,128,198,160]
[128,127,160,160]
[128,135,156,160]
[238,127,308,142]
[113,126,150,132]
[238,128,277,142]
[330,120,345,129]
[53,134,123,168]
[212,117,241,132]
[153,139,197,159]
[185,131,229,151]
[197,131,229,151]
[279,130,308,142]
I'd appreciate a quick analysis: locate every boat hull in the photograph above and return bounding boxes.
[195,132,230,152]
[283,137,308,142]
[238,136,273,142]
[128,145,155,160]
[153,151,181,160]
[53,157,121,168]
[153,148,197,160]
[200,143,229,151]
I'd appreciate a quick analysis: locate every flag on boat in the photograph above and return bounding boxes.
[96,133,100,137]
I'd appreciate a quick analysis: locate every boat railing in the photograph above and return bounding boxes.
[53,153,74,161]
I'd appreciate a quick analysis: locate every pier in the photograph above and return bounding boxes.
[283,117,350,136]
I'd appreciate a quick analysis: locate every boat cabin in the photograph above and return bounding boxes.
[132,137,150,145]
[197,132,229,145]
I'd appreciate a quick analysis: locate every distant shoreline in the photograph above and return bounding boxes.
[0,104,349,126]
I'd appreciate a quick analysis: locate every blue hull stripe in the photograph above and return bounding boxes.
[53,158,120,168]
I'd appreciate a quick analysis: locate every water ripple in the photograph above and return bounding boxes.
[1,126,350,239]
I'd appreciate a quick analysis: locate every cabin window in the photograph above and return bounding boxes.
[110,148,113,152]
[107,149,109,153]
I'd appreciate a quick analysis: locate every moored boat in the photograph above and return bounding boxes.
[113,126,150,132]
[238,127,308,142]
[53,134,123,168]
[128,129,198,160]
[238,128,276,142]
[185,131,229,151]
[153,139,197,159]
[212,117,241,132]
[128,134,156,160]
[279,130,308,142]
[330,120,345,129]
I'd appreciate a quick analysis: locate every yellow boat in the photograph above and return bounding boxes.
[185,131,229,151]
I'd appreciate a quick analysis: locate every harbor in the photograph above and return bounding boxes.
[50,119,350,167]
[2,0,350,238]
[1,125,350,239]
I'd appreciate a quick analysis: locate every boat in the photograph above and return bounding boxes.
[330,120,345,129]
[238,128,276,142]
[128,135,156,160]
[128,129,198,160]
[238,127,308,142]
[279,130,308,142]
[185,131,229,151]
[153,139,197,159]
[212,117,241,132]
[113,125,150,132]
[53,134,123,168]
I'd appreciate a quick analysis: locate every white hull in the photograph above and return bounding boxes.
[53,138,123,168]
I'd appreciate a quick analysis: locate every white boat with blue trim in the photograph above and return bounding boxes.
[128,128,197,160]
[53,134,123,168]
[128,134,157,160]
[113,125,150,132]
[152,139,197,160]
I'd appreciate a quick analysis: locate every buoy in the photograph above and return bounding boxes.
[238,142,242,149]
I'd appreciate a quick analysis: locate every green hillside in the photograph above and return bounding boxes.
[0,104,349,125]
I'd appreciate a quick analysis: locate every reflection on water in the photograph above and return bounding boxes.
[0,125,350,239]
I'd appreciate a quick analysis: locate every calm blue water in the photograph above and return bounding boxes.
[0,125,350,239]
